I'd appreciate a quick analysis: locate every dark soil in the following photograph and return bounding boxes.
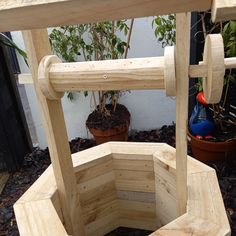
[0,138,94,236]
[86,104,130,130]
[1,124,236,235]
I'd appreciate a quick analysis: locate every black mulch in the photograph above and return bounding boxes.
[0,124,235,235]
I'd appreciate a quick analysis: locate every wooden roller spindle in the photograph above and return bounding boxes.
[189,57,236,78]
[38,56,166,98]
[225,57,236,69]
[29,36,236,101]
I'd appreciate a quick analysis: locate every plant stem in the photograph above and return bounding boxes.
[201,13,207,39]
[222,70,231,108]
[124,19,134,59]
[92,92,97,108]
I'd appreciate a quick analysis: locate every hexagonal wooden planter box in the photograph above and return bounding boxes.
[14,142,230,236]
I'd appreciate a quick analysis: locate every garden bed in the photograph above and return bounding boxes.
[0,125,234,235]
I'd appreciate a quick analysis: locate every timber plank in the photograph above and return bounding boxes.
[113,159,153,171]
[76,159,113,183]
[14,199,68,236]
[0,0,211,32]
[115,169,155,192]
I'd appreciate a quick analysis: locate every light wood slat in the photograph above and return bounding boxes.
[76,159,113,183]
[187,172,217,221]
[118,199,159,231]
[14,199,69,236]
[72,144,112,173]
[187,171,230,228]
[155,173,176,199]
[113,159,153,171]
[155,181,177,224]
[118,199,157,219]
[175,13,191,216]
[212,0,236,22]
[115,180,155,192]
[80,181,117,208]
[22,29,84,236]
[115,169,155,192]
[78,171,115,193]
[0,0,211,32]
[83,200,118,225]
[110,142,162,160]
[206,171,230,227]
[85,211,119,236]
[117,191,156,203]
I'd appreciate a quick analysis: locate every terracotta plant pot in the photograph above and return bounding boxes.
[86,104,130,144]
[188,131,236,162]
[88,123,129,144]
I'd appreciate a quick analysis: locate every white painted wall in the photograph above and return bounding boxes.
[11,17,176,148]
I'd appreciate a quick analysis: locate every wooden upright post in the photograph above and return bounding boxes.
[22,29,85,236]
[175,13,191,215]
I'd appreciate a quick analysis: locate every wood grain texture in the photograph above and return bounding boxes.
[212,0,236,22]
[22,29,84,236]
[115,169,155,192]
[46,57,165,92]
[113,159,153,171]
[164,46,176,96]
[202,34,225,103]
[14,199,69,236]
[151,214,230,236]
[118,199,159,230]
[175,13,191,216]
[0,0,211,32]
[110,142,162,160]
[38,55,64,99]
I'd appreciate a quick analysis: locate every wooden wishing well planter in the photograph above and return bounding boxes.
[0,0,235,235]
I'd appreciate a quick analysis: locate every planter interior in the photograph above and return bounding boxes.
[14,142,230,236]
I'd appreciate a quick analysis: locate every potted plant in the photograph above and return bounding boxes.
[50,20,134,144]
[188,17,236,162]
[152,13,236,162]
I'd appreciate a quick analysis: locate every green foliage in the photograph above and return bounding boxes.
[49,21,129,63]
[0,33,27,61]
[222,21,236,86]
[152,14,176,48]
[49,20,131,105]
[222,21,236,57]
